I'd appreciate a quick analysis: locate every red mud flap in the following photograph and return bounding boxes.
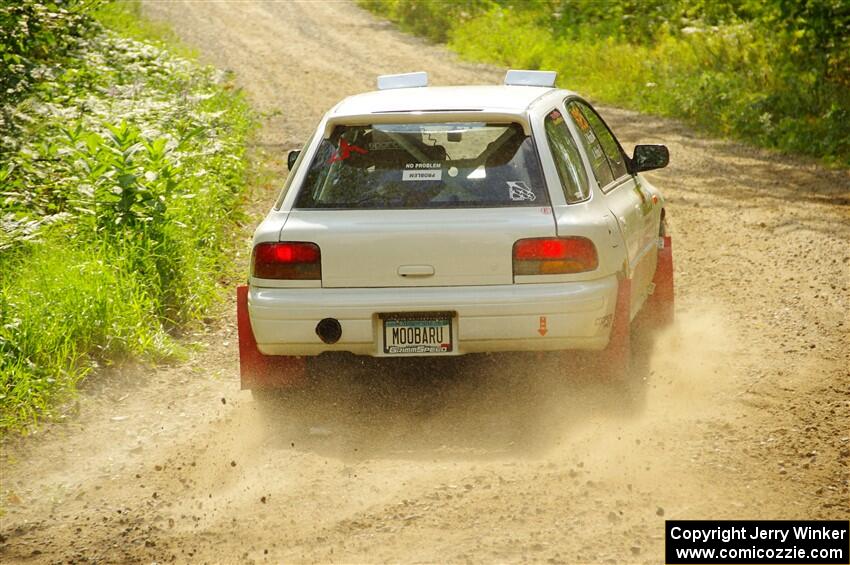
[598,277,632,379]
[237,285,305,390]
[647,235,675,327]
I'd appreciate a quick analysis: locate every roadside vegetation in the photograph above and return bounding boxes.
[0,0,254,432]
[361,0,850,166]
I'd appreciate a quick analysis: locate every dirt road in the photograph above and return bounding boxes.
[2,1,848,563]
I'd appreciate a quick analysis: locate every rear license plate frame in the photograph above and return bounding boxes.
[379,311,455,355]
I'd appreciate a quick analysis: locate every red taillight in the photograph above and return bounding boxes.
[252,242,321,280]
[513,237,598,275]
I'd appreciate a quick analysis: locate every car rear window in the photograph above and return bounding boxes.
[294,122,548,209]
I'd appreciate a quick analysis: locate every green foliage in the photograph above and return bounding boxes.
[0,0,93,110]
[359,0,495,42]
[0,1,255,432]
[0,238,171,429]
[360,0,850,165]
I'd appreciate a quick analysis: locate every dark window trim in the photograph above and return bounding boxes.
[275,135,317,210]
[291,202,547,211]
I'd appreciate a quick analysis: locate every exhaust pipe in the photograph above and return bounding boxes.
[315,318,342,344]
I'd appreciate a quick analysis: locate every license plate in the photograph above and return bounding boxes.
[381,312,454,355]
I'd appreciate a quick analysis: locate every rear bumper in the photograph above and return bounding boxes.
[249,277,618,356]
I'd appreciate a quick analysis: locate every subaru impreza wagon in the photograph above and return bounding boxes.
[236,70,674,393]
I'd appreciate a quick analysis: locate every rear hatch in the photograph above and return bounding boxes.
[283,120,555,288]
[283,208,555,287]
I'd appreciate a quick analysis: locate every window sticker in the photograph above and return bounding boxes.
[591,144,605,161]
[401,163,443,181]
[569,105,591,132]
[367,141,399,151]
[402,169,442,181]
[402,162,442,181]
[507,181,536,201]
[328,139,368,164]
[549,109,564,124]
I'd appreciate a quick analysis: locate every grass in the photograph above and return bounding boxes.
[92,0,196,58]
[0,241,169,426]
[0,1,256,433]
[359,1,850,167]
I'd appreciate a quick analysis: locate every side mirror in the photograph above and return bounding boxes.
[630,144,669,173]
[287,150,300,170]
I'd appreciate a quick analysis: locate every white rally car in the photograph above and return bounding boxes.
[236,70,673,392]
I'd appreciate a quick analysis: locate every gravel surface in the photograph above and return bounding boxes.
[1,1,848,563]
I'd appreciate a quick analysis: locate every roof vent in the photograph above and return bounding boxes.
[377,71,428,90]
[504,69,557,87]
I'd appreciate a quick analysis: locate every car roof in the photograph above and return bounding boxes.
[332,85,568,117]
